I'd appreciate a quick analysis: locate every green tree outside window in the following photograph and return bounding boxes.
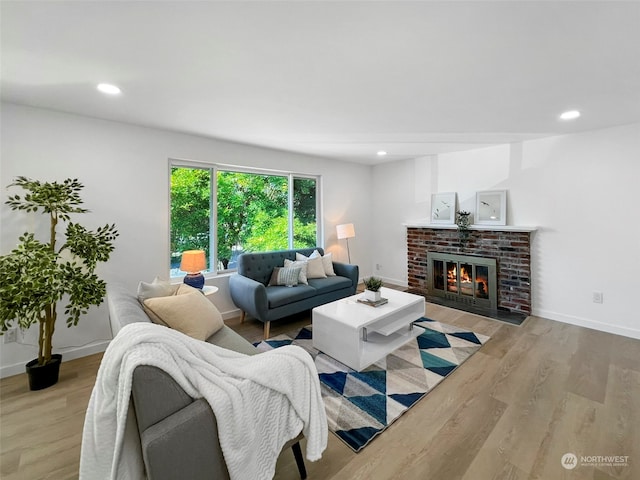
[170,166,319,273]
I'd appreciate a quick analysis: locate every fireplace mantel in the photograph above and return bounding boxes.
[403,222,537,233]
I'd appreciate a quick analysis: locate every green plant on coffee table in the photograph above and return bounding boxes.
[363,276,383,292]
[0,177,118,367]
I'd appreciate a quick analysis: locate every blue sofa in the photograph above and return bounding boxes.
[229,248,359,338]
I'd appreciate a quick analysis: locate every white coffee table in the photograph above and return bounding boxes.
[312,287,426,371]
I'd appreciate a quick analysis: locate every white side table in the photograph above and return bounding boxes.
[202,285,219,297]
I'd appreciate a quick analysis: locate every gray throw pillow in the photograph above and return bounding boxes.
[268,266,302,286]
[284,259,309,284]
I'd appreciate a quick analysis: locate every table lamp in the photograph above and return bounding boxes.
[180,250,206,289]
[336,223,355,263]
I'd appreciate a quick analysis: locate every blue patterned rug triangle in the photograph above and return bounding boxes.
[255,318,490,452]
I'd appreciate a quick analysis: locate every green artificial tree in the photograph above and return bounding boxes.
[0,177,118,367]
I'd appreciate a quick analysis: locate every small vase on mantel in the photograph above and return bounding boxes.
[456,210,472,246]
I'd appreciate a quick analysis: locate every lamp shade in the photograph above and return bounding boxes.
[336,223,355,240]
[180,250,206,273]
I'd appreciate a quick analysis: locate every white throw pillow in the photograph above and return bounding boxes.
[137,276,178,302]
[310,250,336,276]
[142,286,224,341]
[296,251,327,279]
[284,259,309,285]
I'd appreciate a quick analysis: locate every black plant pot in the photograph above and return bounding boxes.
[26,354,62,391]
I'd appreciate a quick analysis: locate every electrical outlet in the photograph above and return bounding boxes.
[376,264,382,271]
[593,291,603,304]
[3,328,17,344]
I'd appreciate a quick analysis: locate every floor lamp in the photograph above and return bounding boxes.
[336,223,355,264]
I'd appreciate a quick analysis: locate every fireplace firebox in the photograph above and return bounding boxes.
[427,252,497,310]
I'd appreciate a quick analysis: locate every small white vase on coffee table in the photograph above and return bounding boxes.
[364,289,381,302]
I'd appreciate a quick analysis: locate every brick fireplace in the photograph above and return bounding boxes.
[406,224,535,316]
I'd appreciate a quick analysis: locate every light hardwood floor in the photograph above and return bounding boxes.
[2,299,639,479]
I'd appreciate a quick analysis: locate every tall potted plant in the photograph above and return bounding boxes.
[0,177,118,390]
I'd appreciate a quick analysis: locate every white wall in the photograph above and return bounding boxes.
[372,123,640,339]
[3,102,637,377]
[0,103,372,376]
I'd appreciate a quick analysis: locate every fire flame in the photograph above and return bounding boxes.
[448,266,472,283]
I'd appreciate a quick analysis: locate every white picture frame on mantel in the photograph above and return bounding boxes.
[476,190,507,225]
[430,192,456,224]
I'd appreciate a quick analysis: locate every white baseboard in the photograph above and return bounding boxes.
[360,276,407,288]
[222,309,242,321]
[2,310,243,379]
[357,276,408,288]
[0,340,111,379]
[533,309,640,340]
[379,276,408,288]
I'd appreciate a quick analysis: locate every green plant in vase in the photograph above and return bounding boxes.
[456,210,472,246]
[363,276,384,301]
[0,177,118,389]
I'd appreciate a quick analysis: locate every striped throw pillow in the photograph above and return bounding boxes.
[268,266,302,286]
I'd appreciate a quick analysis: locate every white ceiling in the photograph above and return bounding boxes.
[2,1,639,164]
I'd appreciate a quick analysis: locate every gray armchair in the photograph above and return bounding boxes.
[106,284,308,479]
[131,365,307,480]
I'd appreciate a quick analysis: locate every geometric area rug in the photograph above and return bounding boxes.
[255,317,490,452]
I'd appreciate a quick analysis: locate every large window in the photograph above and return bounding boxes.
[170,163,320,276]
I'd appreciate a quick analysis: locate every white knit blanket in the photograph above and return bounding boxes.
[79,323,327,480]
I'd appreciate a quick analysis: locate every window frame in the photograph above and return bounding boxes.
[169,158,323,277]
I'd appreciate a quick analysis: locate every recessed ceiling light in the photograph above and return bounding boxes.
[377,151,387,156]
[97,83,121,95]
[560,110,580,120]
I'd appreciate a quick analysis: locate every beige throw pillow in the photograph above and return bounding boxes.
[143,287,224,341]
[295,251,327,279]
[310,250,336,276]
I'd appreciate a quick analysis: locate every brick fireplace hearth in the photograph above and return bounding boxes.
[406,224,535,316]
